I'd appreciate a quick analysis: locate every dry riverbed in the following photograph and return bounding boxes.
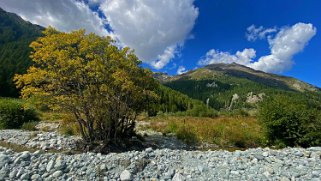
[0,122,321,180]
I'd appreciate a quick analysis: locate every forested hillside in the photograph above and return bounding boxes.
[0,8,43,97]
[159,63,321,111]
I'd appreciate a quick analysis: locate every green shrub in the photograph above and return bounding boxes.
[21,121,38,131]
[185,104,218,117]
[0,98,39,129]
[258,95,321,147]
[176,127,198,145]
[59,114,81,136]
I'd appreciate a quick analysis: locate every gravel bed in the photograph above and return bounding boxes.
[0,130,81,151]
[1,146,321,180]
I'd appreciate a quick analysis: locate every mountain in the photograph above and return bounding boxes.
[0,7,43,97]
[156,63,321,111]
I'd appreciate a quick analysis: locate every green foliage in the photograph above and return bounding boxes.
[162,64,321,114]
[0,98,39,129]
[21,121,38,131]
[148,85,217,117]
[0,8,43,97]
[164,78,298,112]
[59,114,81,136]
[176,126,198,145]
[258,94,321,147]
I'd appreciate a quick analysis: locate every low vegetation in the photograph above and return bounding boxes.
[59,113,81,136]
[258,94,321,148]
[142,115,266,148]
[21,121,38,131]
[0,98,39,129]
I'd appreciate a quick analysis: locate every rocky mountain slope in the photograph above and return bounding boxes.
[156,63,321,110]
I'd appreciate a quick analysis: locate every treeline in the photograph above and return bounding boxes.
[164,77,314,111]
[148,85,217,117]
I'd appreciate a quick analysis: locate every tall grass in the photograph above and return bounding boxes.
[144,115,266,148]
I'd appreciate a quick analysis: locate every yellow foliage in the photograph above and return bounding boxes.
[15,27,159,142]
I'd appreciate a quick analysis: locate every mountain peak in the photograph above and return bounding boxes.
[159,63,319,93]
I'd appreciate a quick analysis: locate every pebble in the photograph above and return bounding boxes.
[0,153,10,167]
[52,170,63,178]
[172,172,185,181]
[120,170,132,181]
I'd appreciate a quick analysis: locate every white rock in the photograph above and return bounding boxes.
[0,154,10,167]
[9,169,17,178]
[172,173,185,181]
[46,160,55,172]
[54,157,66,170]
[31,174,41,180]
[20,173,30,180]
[33,150,41,156]
[145,147,153,153]
[120,170,132,181]
[20,151,31,160]
[52,170,63,177]
[262,152,269,157]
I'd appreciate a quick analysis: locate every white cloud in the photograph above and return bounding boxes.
[0,0,198,69]
[246,25,277,41]
[199,23,317,73]
[0,0,108,36]
[177,66,187,75]
[100,0,199,69]
[198,48,256,66]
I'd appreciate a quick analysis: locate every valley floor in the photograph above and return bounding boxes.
[0,122,321,181]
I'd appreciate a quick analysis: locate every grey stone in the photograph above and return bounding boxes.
[172,173,185,181]
[20,173,30,180]
[120,170,132,181]
[0,154,10,167]
[20,151,31,160]
[164,169,174,179]
[46,160,55,172]
[145,147,153,153]
[31,174,41,180]
[52,170,63,178]
[262,152,269,157]
[54,157,66,170]
[312,171,320,177]
[9,169,17,178]
[0,168,9,179]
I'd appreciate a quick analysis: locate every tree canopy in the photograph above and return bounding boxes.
[15,27,158,145]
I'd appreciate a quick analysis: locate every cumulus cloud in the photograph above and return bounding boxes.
[0,0,198,69]
[0,0,108,36]
[100,0,199,69]
[198,48,256,66]
[246,25,277,41]
[177,66,188,75]
[199,23,316,73]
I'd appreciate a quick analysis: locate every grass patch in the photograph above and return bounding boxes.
[143,115,266,148]
[40,111,67,122]
[59,114,81,136]
[21,121,38,131]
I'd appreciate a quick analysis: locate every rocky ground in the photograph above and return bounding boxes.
[1,146,321,181]
[0,122,321,180]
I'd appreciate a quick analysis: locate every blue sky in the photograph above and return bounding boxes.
[0,0,320,87]
[150,0,321,87]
